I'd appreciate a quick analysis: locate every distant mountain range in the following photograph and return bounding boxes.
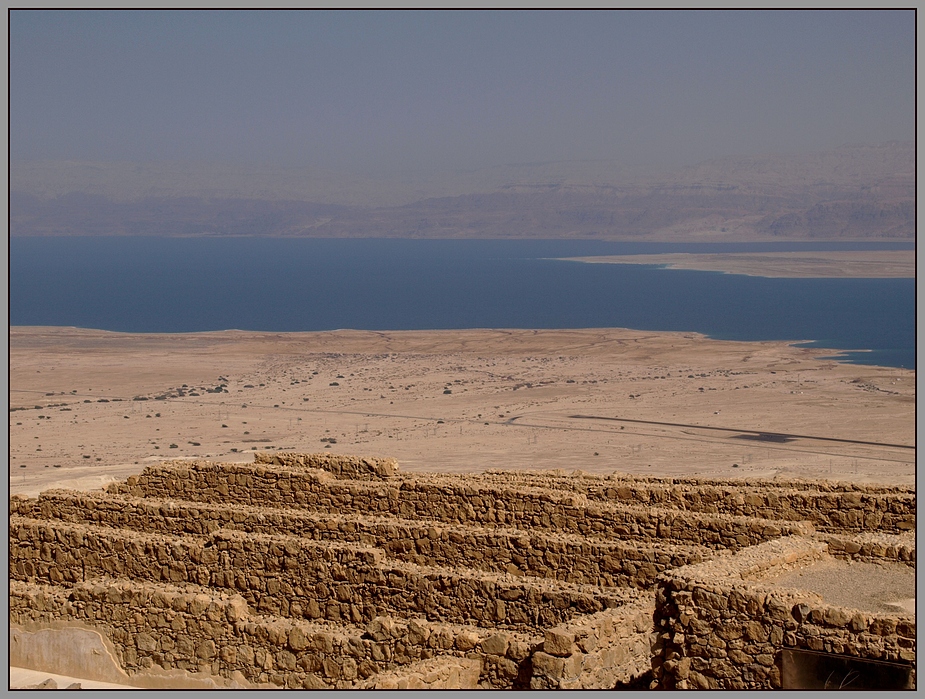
[10,141,913,241]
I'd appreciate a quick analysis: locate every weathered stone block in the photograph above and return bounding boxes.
[823,607,851,627]
[287,626,309,652]
[312,632,335,654]
[225,596,249,622]
[744,621,768,642]
[430,627,455,650]
[455,631,480,652]
[276,650,297,671]
[507,639,531,662]
[576,632,598,653]
[544,628,576,657]
[322,657,341,679]
[765,597,791,622]
[479,632,510,657]
[195,639,216,660]
[688,670,714,689]
[791,602,811,622]
[532,651,566,679]
[302,673,327,689]
[366,616,395,642]
[135,632,158,652]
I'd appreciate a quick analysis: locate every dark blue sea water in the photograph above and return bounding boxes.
[9,237,916,369]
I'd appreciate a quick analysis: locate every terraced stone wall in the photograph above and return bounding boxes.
[11,491,708,588]
[254,452,399,480]
[9,580,537,689]
[820,532,915,567]
[477,470,915,533]
[529,602,655,689]
[10,517,635,632]
[11,454,915,690]
[588,483,914,533]
[356,656,482,689]
[652,537,916,690]
[104,461,814,551]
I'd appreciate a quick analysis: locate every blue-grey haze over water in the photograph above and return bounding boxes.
[10,238,915,370]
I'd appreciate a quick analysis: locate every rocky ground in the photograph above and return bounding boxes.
[764,558,915,616]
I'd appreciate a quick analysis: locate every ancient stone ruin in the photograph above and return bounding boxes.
[9,453,916,689]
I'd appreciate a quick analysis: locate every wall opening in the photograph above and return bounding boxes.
[781,649,914,690]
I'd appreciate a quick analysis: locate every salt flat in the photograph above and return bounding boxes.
[9,326,915,496]
[558,250,915,278]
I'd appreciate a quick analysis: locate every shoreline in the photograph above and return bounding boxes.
[9,324,911,372]
[556,250,915,278]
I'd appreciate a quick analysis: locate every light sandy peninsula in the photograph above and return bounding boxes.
[557,249,915,278]
[9,326,915,497]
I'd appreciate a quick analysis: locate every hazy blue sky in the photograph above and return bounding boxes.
[10,10,914,173]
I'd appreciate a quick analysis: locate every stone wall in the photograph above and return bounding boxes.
[356,656,482,689]
[10,516,636,632]
[529,599,655,689]
[9,454,916,690]
[255,452,398,480]
[12,576,654,691]
[652,537,916,689]
[104,460,814,550]
[477,470,915,533]
[588,484,914,533]
[9,580,535,689]
[821,531,915,567]
[481,469,913,495]
[11,490,709,588]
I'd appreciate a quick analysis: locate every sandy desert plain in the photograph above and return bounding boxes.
[9,320,915,498]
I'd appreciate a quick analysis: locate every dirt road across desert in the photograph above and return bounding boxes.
[9,326,915,496]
